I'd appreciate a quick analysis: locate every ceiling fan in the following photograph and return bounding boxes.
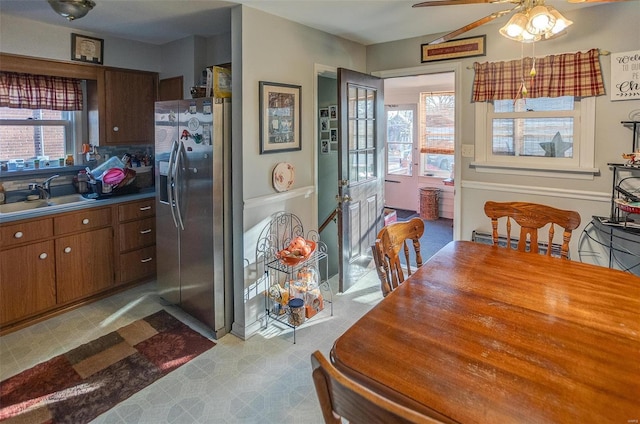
[413,0,627,44]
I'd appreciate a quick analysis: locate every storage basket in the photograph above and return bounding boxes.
[420,187,441,221]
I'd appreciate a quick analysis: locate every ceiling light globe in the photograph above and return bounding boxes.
[48,0,95,21]
[526,5,556,35]
[548,8,573,34]
[499,12,528,40]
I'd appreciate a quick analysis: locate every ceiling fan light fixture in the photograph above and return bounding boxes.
[499,12,528,38]
[548,8,573,34]
[47,0,95,21]
[526,5,556,35]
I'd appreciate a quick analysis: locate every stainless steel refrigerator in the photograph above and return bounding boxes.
[154,97,232,338]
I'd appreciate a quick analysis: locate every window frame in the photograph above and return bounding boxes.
[0,108,82,167]
[472,96,597,179]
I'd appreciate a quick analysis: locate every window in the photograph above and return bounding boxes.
[348,85,376,183]
[0,107,81,168]
[0,71,85,170]
[474,96,596,178]
[386,105,414,176]
[419,91,454,178]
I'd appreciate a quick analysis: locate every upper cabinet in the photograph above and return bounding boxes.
[103,68,158,145]
[0,53,158,147]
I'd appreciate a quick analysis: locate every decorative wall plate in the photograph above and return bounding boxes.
[273,162,295,192]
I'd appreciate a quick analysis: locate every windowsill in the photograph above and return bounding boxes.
[470,161,600,180]
[0,166,86,180]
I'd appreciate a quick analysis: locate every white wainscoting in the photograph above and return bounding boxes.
[459,180,611,260]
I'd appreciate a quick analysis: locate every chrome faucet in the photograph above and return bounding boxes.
[29,174,60,199]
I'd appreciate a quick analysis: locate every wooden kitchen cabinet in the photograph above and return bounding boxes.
[117,199,156,285]
[103,68,157,145]
[0,240,56,326]
[56,227,114,304]
[0,217,56,326]
[0,197,156,334]
[54,207,115,304]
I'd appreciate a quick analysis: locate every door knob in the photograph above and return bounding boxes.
[336,194,352,204]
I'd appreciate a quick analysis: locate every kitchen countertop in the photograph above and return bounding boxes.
[0,188,155,224]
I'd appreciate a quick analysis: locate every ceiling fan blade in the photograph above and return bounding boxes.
[567,0,629,2]
[427,9,512,44]
[413,0,518,6]
[413,0,495,7]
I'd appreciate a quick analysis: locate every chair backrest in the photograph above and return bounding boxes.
[371,217,425,297]
[310,350,443,424]
[483,201,581,259]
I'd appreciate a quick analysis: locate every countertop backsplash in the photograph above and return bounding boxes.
[0,144,153,204]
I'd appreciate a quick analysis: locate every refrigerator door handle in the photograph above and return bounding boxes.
[173,143,186,230]
[167,139,179,229]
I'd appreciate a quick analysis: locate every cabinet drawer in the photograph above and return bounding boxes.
[0,218,53,248]
[119,217,155,251]
[54,207,113,235]
[119,200,155,222]
[120,246,156,284]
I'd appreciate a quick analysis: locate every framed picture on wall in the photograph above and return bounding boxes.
[321,139,330,154]
[329,105,337,120]
[330,128,338,142]
[320,117,329,131]
[319,108,329,118]
[259,81,302,154]
[71,33,104,64]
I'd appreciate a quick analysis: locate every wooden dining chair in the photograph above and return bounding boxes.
[310,350,443,424]
[483,201,581,259]
[371,217,425,297]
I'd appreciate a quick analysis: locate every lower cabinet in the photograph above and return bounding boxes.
[117,199,156,285]
[0,196,156,333]
[0,241,56,325]
[56,227,114,303]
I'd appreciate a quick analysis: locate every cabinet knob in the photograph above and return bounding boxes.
[140,229,152,234]
[39,253,48,260]
[140,257,153,263]
[82,218,90,225]
[113,126,119,132]
[64,247,72,253]
[14,231,23,239]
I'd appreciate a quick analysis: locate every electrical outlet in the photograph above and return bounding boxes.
[461,144,474,158]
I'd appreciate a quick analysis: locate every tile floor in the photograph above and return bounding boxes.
[0,271,384,423]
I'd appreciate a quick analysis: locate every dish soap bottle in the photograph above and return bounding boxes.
[65,154,75,166]
[0,183,5,204]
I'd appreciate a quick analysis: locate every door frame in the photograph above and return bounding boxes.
[373,62,463,241]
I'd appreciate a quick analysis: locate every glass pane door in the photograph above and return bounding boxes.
[386,105,414,176]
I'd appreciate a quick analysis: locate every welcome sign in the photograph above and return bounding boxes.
[611,50,640,101]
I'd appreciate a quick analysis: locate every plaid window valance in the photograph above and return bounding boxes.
[0,72,83,111]
[472,48,605,102]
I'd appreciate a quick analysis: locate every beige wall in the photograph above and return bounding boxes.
[366,2,640,256]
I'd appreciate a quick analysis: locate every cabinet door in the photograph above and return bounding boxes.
[104,69,157,145]
[56,227,114,304]
[1,241,56,325]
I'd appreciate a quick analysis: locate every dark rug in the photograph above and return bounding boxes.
[0,310,215,424]
[392,208,418,220]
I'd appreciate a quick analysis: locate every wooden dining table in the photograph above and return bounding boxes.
[331,241,640,423]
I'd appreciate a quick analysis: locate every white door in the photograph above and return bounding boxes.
[384,104,419,211]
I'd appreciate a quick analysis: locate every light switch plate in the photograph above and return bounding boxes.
[461,144,474,158]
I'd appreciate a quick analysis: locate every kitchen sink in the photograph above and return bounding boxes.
[0,194,94,214]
